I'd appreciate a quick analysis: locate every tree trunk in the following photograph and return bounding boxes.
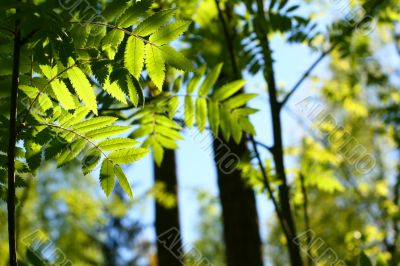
[153,149,183,266]
[213,138,264,266]
[212,2,264,265]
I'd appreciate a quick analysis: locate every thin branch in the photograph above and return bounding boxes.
[253,0,303,263]
[249,135,293,235]
[253,139,273,153]
[99,105,137,112]
[72,21,158,47]
[280,46,335,107]
[299,173,312,266]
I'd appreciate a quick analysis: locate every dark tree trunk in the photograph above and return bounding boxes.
[153,149,183,266]
[213,138,264,266]
[212,2,264,265]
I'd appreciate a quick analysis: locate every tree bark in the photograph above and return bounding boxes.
[153,149,183,266]
[214,138,264,266]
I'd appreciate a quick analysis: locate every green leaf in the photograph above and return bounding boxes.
[98,138,139,151]
[50,80,76,110]
[145,44,165,90]
[238,117,256,135]
[26,249,47,266]
[82,150,101,175]
[278,0,289,10]
[234,107,259,115]
[103,77,127,104]
[196,98,207,133]
[208,100,220,135]
[116,0,151,27]
[102,29,125,59]
[357,252,372,266]
[125,36,145,80]
[86,126,130,140]
[133,9,176,37]
[187,65,206,94]
[60,107,90,127]
[39,65,57,79]
[159,45,194,72]
[114,165,133,199]
[220,106,232,141]
[172,76,182,93]
[100,159,115,196]
[286,5,300,13]
[184,95,194,128]
[168,96,179,118]
[155,126,183,140]
[231,114,242,144]
[126,75,142,107]
[149,21,191,45]
[71,117,117,133]
[71,26,89,49]
[24,140,42,172]
[102,0,129,21]
[212,80,246,101]
[156,134,178,149]
[224,93,257,109]
[19,85,38,99]
[155,115,182,130]
[57,139,87,167]
[141,136,153,148]
[198,63,223,96]
[130,124,153,138]
[67,62,97,114]
[38,93,52,111]
[153,141,164,167]
[376,254,389,266]
[108,148,149,164]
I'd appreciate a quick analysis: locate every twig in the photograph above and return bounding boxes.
[249,136,281,212]
[280,47,335,107]
[253,139,273,153]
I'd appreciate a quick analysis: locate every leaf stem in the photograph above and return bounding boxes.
[37,122,109,160]
[73,21,159,47]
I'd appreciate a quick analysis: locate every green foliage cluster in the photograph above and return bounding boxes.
[0,0,257,199]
